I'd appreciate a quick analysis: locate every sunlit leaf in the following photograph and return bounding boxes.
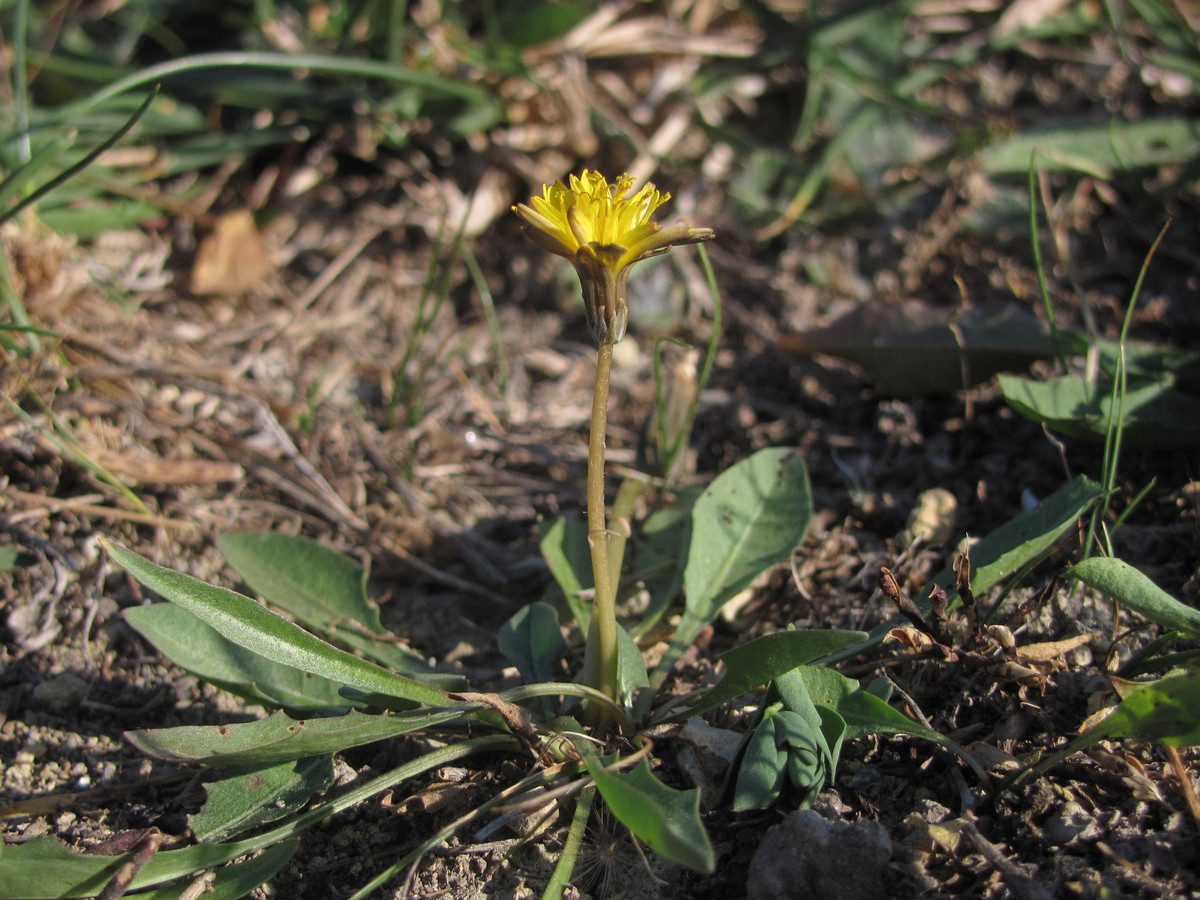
[675,448,812,651]
[1069,557,1200,636]
[980,117,1200,178]
[126,707,474,766]
[125,603,353,711]
[999,373,1200,448]
[583,752,715,873]
[823,475,1105,664]
[217,532,437,675]
[679,630,867,720]
[105,540,448,708]
[190,756,334,843]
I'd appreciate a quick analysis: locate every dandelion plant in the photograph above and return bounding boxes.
[513,172,714,725]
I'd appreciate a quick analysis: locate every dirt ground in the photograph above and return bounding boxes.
[4,6,1200,899]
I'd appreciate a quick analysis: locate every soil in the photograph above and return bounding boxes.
[3,5,1200,900]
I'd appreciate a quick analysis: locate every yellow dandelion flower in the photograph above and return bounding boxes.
[514,171,715,345]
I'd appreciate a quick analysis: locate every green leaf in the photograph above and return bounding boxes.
[731,691,843,812]
[773,668,843,783]
[126,839,297,900]
[539,515,592,631]
[1071,336,1200,389]
[680,630,868,720]
[676,448,813,649]
[787,666,987,783]
[999,373,1200,448]
[125,603,354,711]
[629,492,696,638]
[932,474,1105,599]
[126,707,476,766]
[979,117,1200,179]
[1019,670,1200,788]
[0,546,37,571]
[732,712,787,811]
[0,736,515,898]
[582,752,715,873]
[190,756,334,843]
[498,601,566,685]
[822,475,1105,664]
[0,833,289,899]
[775,708,837,793]
[811,705,847,785]
[1093,671,1200,747]
[616,623,650,713]
[105,540,448,708]
[1069,557,1200,636]
[217,532,435,675]
[787,666,947,745]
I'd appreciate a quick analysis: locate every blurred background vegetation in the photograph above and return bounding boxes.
[3,0,1199,396]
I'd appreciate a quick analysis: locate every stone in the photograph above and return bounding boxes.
[32,672,89,713]
[747,809,892,900]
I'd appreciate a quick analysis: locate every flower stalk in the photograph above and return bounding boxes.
[514,171,713,726]
[582,341,619,710]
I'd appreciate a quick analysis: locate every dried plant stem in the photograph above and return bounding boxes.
[583,342,620,726]
[1165,745,1200,829]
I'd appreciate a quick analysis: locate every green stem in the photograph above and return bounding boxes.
[584,342,619,723]
[542,788,595,899]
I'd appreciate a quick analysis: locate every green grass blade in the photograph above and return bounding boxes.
[55,51,489,124]
[542,789,593,900]
[0,87,158,228]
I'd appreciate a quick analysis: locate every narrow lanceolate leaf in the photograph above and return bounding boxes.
[1018,670,1200,790]
[581,750,715,873]
[104,539,447,708]
[128,839,297,900]
[217,532,436,675]
[126,707,476,766]
[1069,557,1200,636]
[125,602,354,711]
[0,834,290,899]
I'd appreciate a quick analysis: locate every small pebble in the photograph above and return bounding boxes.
[1044,801,1098,845]
[911,798,952,825]
[32,672,89,713]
